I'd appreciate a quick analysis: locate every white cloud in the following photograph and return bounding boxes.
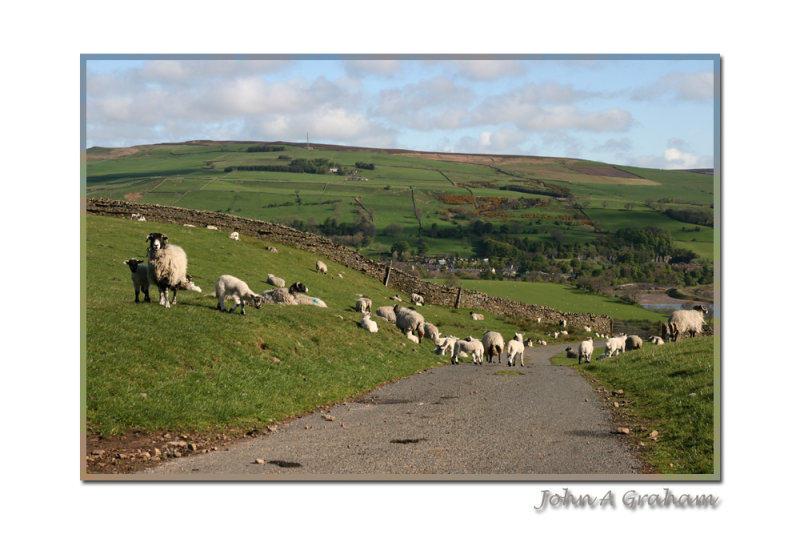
[633,71,714,102]
[664,147,699,168]
[450,59,526,80]
[374,77,472,130]
[456,128,528,154]
[342,59,403,77]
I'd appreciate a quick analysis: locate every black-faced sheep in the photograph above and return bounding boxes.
[214,274,264,315]
[146,232,188,308]
[316,260,328,275]
[565,347,578,359]
[123,258,150,303]
[667,305,708,341]
[648,335,665,345]
[481,331,504,363]
[625,335,643,351]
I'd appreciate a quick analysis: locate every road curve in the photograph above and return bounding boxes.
[133,341,643,480]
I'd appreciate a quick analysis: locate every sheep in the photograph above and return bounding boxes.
[579,339,594,364]
[559,319,568,327]
[294,294,328,308]
[553,332,560,339]
[625,335,643,351]
[316,260,328,274]
[470,312,484,321]
[206,225,218,230]
[123,258,150,303]
[393,304,425,339]
[213,274,264,315]
[410,293,425,306]
[405,330,420,344]
[537,339,547,346]
[506,333,526,367]
[375,306,397,324]
[267,246,279,253]
[355,297,372,314]
[434,336,458,362]
[565,347,578,359]
[481,331,504,363]
[454,337,484,365]
[359,312,378,333]
[146,232,188,308]
[390,294,402,302]
[130,213,146,222]
[523,338,535,347]
[605,334,628,358]
[267,274,285,288]
[583,325,592,333]
[183,223,196,228]
[260,281,308,305]
[229,231,240,241]
[560,330,569,336]
[667,305,708,342]
[423,322,440,343]
[649,335,665,345]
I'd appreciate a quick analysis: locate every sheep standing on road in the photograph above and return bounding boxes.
[146,232,188,308]
[454,337,484,365]
[434,336,458,362]
[123,258,150,303]
[667,305,708,341]
[579,339,594,364]
[482,331,504,363]
[214,274,264,315]
[506,333,526,367]
[605,334,628,358]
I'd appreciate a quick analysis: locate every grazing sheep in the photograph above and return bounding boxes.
[559,319,567,327]
[506,333,526,367]
[393,304,425,339]
[470,312,484,321]
[625,335,643,351]
[123,258,150,303]
[411,293,425,306]
[390,294,402,302]
[583,326,592,333]
[537,339,547,346]
[560,330,569,336]
[316,260,328,274]
[229,231,240,241]
[579,339,594,364]
[267,246,279,253]
[267,274,285,288]
[146,232,188,308]
[405,330,420,344]
[434,336,459,362]
[355,297,372,314]
[359,312,378,333]
[667,305,708,341]
[375,306,397,324]
[130,213,146,222]
[213,274,264,315]
[423,322,440,343]
[454,337,484,365]
[605,334,628,358]
[649,335,665,345]
[481,331,504,363]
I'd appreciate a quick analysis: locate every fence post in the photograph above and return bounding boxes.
[455,287,462,309]
[384,261,392,286]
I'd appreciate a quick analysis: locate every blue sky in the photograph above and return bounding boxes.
[84,55,717,169]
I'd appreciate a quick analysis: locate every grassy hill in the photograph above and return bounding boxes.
[84,140,715,262]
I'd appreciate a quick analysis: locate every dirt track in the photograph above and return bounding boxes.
[132,341,643,480]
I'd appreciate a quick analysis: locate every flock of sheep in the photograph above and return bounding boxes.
[123,228,710,367]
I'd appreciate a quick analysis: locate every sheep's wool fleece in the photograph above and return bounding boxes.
[148,245,187,287]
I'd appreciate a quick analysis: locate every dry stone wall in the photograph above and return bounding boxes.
[85,197,612,333]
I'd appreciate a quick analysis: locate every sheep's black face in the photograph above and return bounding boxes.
[146,233,168,250]
[289,282,308,294]
[124,258,142,272]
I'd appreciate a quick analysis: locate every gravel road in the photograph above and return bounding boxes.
[134,341,643,480]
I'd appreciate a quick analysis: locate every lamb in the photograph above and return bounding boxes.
[355,297,372,314]
[434,336,458,362]
[481,331,504,363]
[667,305,708,342]
[605,334,628,358]
[579,339,594,364]
[316,260,328,274]
[229,231,240,241]
[146,232,188,308]
[506,333,526,367]
[470,312,484,321]
[123,258,150,303]
[454,337,484,365]
[267,274,285,288]
[375,306,397,324]
[359,312,378,333]
[411,293,425,306]
[648,335,665,345]
[393,304,425,339]
[267,246,279,253]
[625,335,643,351]
[213,274,264,315]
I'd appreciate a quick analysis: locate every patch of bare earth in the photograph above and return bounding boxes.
[124,192,143,202]
[85,147,140,162]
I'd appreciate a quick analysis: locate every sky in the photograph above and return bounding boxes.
[83,55,717,170]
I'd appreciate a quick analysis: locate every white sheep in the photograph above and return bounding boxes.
[434,336,459,363]
[229,231,240,241]
[316,260,328,274]
[454,337,484,365]
[393,304,425,339]
[583,325,592,333]
[259,281,308,305]
[146,232,188,308]
[560,330,569,336]
[481,331,504,363]
[267,274,285,288]
[355,297,372,314]
[267,246,279,253]
[667,305,708,342]
[470,312,484,321]
[411,293,425,306]
[506,333,526,367]
[537,339,547,346]
[390,294,402,302]
[423,322,440,344]
[625,335,643,351]
[560,319,568,327]
[213,274,264,315]
[294,294,328,308]
[579,339,594,364]
[375,306,397,324]
[359,312,378,333]
[123,258,150,303]
[206,225,218,230]
[605,334,628,358]
[649,335,665,345]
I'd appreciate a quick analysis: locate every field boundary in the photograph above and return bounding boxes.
[85,197,613,333]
